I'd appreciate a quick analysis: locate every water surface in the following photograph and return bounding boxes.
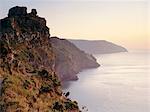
[64,51,150,112]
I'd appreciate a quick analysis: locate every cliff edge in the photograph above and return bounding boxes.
[50,37,100,81]
[0,6,79,112]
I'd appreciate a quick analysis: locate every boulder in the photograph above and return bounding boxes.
[29,9,37,16]
[8,6,27,17]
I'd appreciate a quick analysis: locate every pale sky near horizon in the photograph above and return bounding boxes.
[0,0,149,50]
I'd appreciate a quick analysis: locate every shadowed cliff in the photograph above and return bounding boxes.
[50,37,100,81]
[69,39,128,54]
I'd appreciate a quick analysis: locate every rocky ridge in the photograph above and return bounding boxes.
[0,6,80,112]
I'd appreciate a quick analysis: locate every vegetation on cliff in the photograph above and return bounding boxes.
[0,6,79,112]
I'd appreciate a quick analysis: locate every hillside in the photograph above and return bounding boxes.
[50,37,100,81]
[0,6,80,112]
[69,39,127,54]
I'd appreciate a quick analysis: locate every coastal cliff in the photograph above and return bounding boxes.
[0,6,80,112]
[50,37,100,81]
[69,39,127,54]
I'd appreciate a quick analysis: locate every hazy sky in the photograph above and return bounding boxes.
[0,0,149,50]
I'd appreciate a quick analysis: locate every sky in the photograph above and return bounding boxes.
[0,0,149,50]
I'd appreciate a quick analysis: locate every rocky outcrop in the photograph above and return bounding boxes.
[8,6,27,17]
[50,37,100,81]
[69,39,128,54]
[0,6,79,112]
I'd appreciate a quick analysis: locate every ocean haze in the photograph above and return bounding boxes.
[69,39,127,54]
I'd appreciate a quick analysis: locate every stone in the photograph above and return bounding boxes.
[30,9,37,16]
[8,6,27,17]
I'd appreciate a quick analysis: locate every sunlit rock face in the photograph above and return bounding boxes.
[0,6,80,112]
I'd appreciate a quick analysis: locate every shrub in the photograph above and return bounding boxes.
[38,69,49,78]
[39,84,52,94]
[52,102,63,112]
[52,78,61,87]
[64,101,79,110]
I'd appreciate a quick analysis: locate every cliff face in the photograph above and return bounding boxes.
[0,6,79,112]
[69,39,128,54]
[50,37,100,81]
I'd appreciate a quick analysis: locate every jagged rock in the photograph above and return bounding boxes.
[8,6,27,17]
[0,6,80,112]
[1,7,49,37]
[30,9,37,16]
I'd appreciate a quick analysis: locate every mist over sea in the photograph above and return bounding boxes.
[63,51,150,112]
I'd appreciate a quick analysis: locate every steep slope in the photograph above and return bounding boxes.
[0,6,79,112]
[69,39,127,54]
[50,37,100,81]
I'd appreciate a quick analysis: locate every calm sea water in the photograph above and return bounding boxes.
[63,51,150,112]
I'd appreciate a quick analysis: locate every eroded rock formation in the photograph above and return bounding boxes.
[0,6,80,112]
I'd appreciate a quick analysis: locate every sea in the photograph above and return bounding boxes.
[63,51,150,112]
